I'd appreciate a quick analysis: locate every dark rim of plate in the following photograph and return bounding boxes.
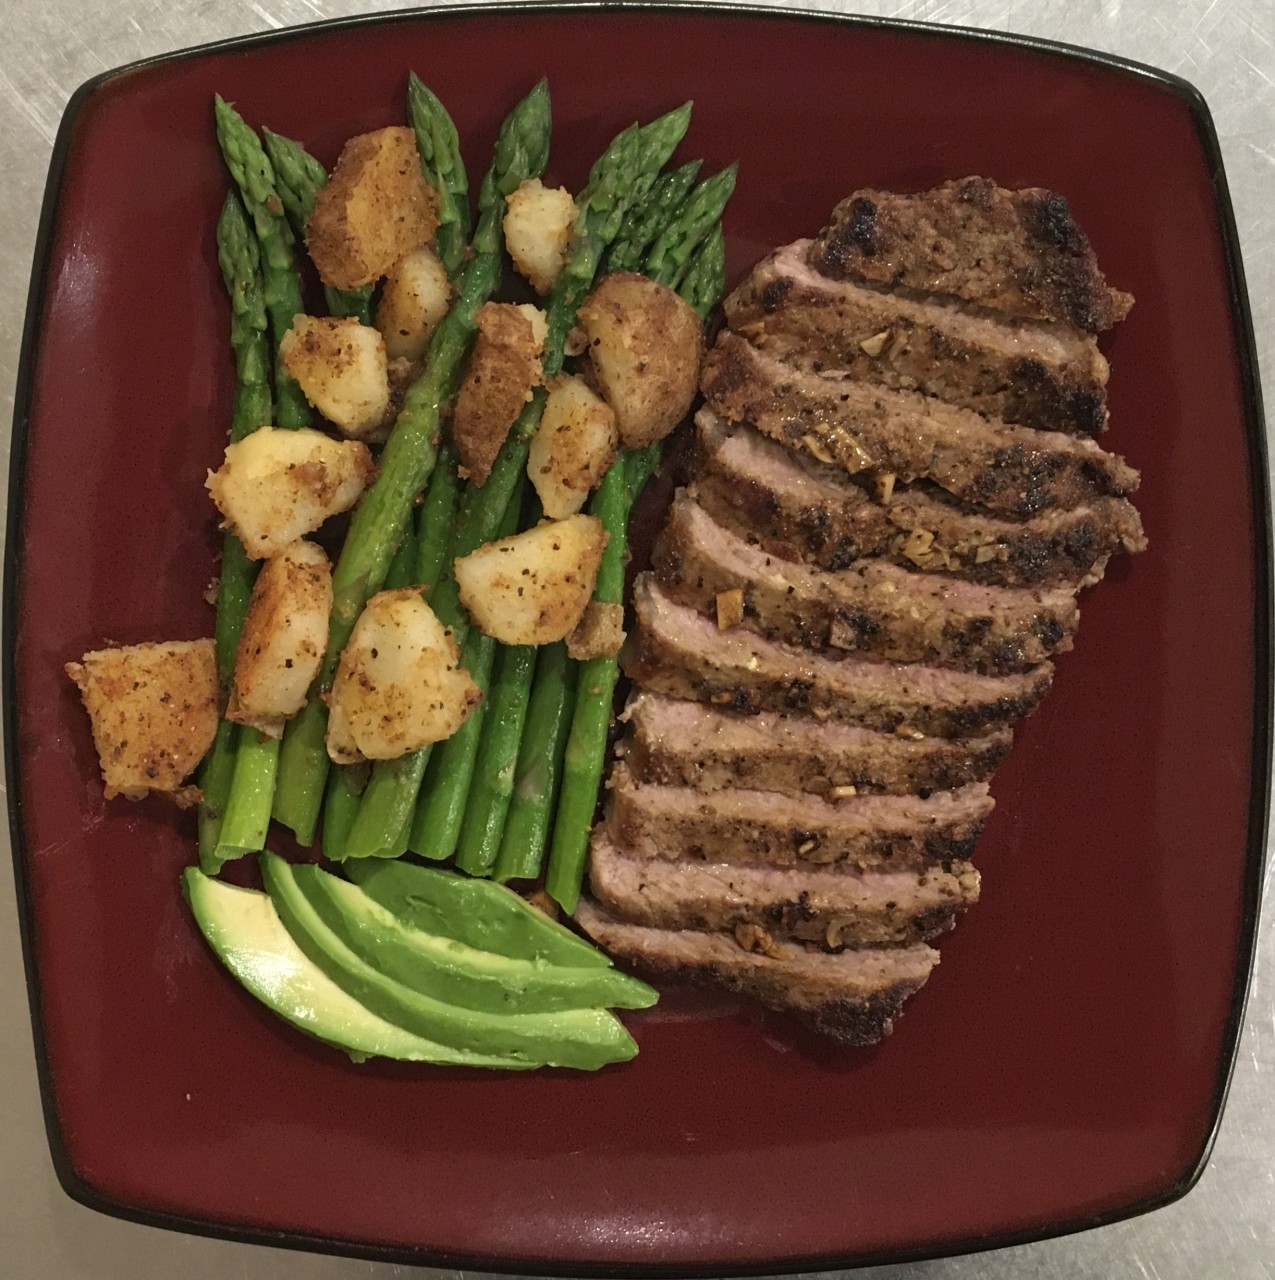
[4,2,1270,1275]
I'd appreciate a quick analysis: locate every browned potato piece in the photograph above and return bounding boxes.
[376,246,452,362]
[306,127,439,291]
[227,540,333,737]
[454,515,607,645]
[528,374,619,519]
[206,427,374,559]
[566,601,625,660]
[280,316,390,441]
[65,639,218,805]
[503,178,577,294]
[577,272,703,448]
[325,589,481,763]
[451,302,544,484]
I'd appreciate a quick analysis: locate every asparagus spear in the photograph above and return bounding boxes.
[600,159,701,275]
[271,80,552,847]
[197,192,273,870]
[544,220,730,912]
[260,128,373,323]
[407,73,472,278]
[213,97,311,430]
[644,162,738,289]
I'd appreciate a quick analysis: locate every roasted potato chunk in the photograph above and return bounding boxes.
[306,126,439,291]
[578,272,703,448]
[503,178,577,294]
[454,515,607,646]
[206,426,373,559]
[227,540,332,737]
[280,316,390,441]
[66,639,218,805]
[451,302,544,484]
[326,588,481,763]
[566,601,625,660]
[528,375,619,519]
[376,246,452,362]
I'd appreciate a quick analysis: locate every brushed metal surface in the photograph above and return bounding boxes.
[0,2,1270,1277]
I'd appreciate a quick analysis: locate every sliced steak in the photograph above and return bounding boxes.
[575,898,939,1045]
[727,241,1110,435]
[622,690,1012,797]
[625,577,1054,737]
[702,332,1139,519]
[694,411,1147,587]
[807,178,1134,332]
[655,490,1078,674]
[606,763,993,873]
[590,832,980,947]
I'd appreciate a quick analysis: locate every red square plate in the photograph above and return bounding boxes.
[6,4,1269,1272]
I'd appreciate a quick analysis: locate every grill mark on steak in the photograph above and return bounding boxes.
[589,832,980,947]
[727,241,1110,435]
[693,411,1146,587]
[606,763,993,873]
[807,178,1134,332]
[624,576,1054,738]
[654,490,1079,675]
[622,690,1013,796]
[574,898,939,1046]
[701,332,1139,519]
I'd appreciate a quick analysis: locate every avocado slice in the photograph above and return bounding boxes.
[292,862,657,1014]
[181,869,528,1068]
[261,854,637,1070]
[344,858,610,967]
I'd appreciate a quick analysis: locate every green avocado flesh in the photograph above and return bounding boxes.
[260,854,637,1070]
[291,862,657,1014]
[181,869,528,1068]
[344,857,610,968]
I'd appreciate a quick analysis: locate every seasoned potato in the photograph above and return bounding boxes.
[566,601,625,660]
[206,426,374,559]
[65,639,218,806]
[227,540,332,737]
[528,375,618,519]
[578,272,703,448]
[306,127,439,291]
[454,515,607,645]
[326,588,481,763]
[451,302,544,484]
[376,246,452,362]
[516,303,548,349]
[280,316,390,441]
[503,178,576,294]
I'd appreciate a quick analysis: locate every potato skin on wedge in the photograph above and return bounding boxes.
[454,515,608,646]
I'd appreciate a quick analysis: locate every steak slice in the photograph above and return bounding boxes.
[625,577,1054,737]
[694,411,1147,587]
[807,178,1134,332]
[589,832,980,947]
[606,763,993,873]
[655,490,1078,675]
[727,241,1110,435]
[622,690,1012,797]
[701,332,1139,519]
[575,898,939,1045]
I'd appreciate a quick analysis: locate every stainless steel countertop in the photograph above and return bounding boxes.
[2,1,1271,1276]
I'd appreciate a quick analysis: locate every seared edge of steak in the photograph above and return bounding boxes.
[693,411,1147,587]
[728,241,1109,435]
[624,576,1055,738]
[701,332,1139,519]
[574,898,939,1046]
[655,490,1079,674]
[807,178,1134,332]
[589,832,980,947]
[622,690,1013,797]
[606,763,994,873]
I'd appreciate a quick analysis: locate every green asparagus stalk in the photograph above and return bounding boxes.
[643,162,737,289]
[213,97,311,429]
[271,80,553,848]
[407,73,471,278]
[260,128,373,323]
[600,159,701,275]
[544,222,730,912]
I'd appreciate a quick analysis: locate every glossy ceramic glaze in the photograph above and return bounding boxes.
[6,4,1268,1272]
